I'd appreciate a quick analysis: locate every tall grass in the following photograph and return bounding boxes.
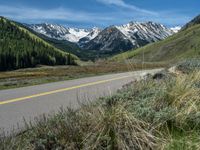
[81,102,163,149]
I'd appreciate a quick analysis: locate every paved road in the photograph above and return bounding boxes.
[0,69,162,134]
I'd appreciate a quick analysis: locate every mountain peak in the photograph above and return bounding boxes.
[81,21,174,54]
[115,21,173,46]
[28,23,100,43]
[27,20,174,55]
[0,16,7,21]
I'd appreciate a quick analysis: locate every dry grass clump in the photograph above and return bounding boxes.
[0,103,164,150]
[164,131,200,150]
[163,71,200,129]
[176,59,200,74]
[81,102,164,150]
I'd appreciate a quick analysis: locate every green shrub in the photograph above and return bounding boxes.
[177,59,200,73]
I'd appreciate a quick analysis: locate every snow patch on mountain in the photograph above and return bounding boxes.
[170,26,181,33]
[116,21,174,46]
[66,28,90,42]
[29,23,100,43]
[86,27,102,41]
[78,27,102,46]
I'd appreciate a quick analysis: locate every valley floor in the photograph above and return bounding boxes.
[0,61,164,90]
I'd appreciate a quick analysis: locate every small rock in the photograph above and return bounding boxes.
[153,73,165,80]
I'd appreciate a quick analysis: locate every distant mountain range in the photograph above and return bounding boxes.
[28,23,102,43]
[28,22,180,57]
[82,22,176,53]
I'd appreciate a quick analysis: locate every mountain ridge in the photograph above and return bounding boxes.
[182,14,200,30]
[81,21,174,55]
[28,23,101,43]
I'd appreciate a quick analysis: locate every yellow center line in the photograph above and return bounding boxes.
[0,75,133,105]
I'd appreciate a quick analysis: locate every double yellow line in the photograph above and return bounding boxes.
[0,75,132,106]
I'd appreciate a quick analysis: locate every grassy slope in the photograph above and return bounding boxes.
[22,24,106,60]
[113,24,200,62]
[10,18,78,57]
[0,17,78,70]
[33,35,101,61]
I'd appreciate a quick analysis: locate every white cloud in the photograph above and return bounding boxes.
[0,5,114,23]
[96,0,157,15]
[0,4,192,27]
[97,0,125,6]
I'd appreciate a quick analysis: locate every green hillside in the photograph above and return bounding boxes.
[35,37,97,61]
[0,17,78,71]
[113,24,200,62]
[20,24,104,61]
[24,28,83,58]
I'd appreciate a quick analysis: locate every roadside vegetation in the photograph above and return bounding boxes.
[0,59,200,149]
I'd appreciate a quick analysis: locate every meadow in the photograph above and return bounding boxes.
[0,61,165,90]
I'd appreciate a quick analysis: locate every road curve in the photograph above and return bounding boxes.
[0,69,162,134]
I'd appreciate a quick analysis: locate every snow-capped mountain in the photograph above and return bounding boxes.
[27,21,175,54]
[82,26,134,52]
[82,21,174,52]
[28,23,101,43]
[66,28,91,42]
[170,26,181,33]
[116,21,174,45]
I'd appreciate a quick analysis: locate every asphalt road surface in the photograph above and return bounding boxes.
[0,69,163,134]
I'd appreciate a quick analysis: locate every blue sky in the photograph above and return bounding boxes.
[0,0,199,28]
